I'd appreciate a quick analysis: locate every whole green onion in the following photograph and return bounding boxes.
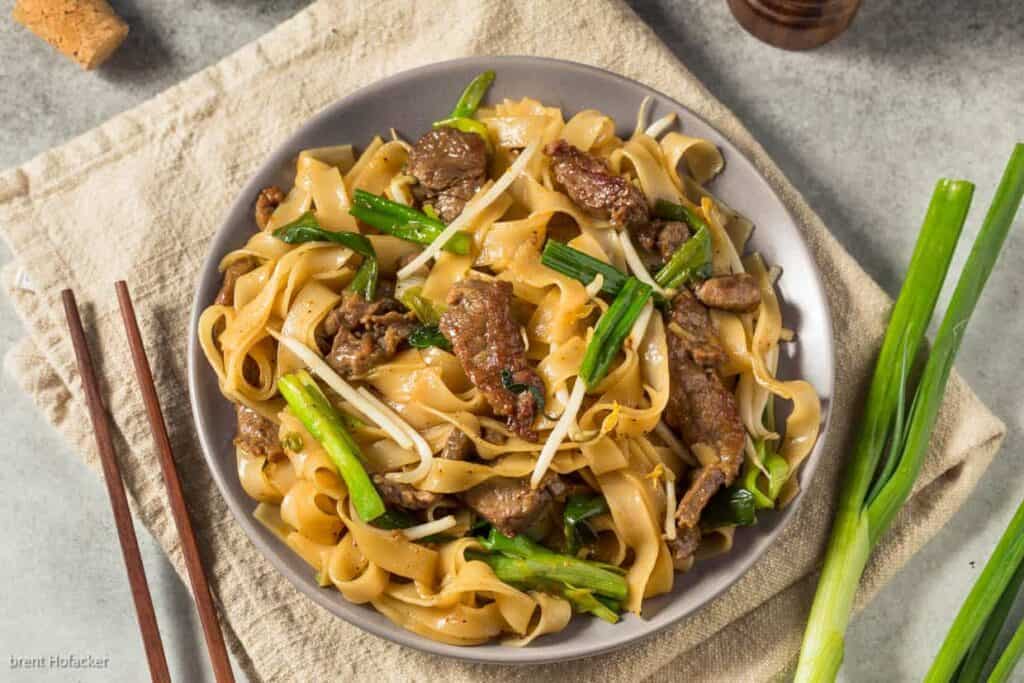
[921,148,1024,683]
[350,189,472,252]
[797,143,1024,681]
[579,277,653,389]
[274,211,378,299]
[277,370,385,522]
[795,177,974,681]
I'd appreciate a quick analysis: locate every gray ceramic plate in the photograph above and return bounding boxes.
[188,56,834,665]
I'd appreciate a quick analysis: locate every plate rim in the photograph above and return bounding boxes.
[187,55,836,665]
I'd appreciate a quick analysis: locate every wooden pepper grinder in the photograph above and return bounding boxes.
[728,0,862,50]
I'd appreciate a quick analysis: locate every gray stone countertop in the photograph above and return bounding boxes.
[0,1,1021,680]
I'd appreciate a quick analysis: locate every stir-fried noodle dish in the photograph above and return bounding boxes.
[199,72,822,645]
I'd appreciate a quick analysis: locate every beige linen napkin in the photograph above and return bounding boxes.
[0,1,1006,681]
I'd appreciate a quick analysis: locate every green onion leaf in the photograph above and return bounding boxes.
[408,325,452,351]
[701,486,757,530]
[563,494,610,555]
[398,286,443,325]
[274,211,378,299]
[500,368,546,414]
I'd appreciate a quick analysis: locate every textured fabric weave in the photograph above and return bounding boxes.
[0,1,1005,680]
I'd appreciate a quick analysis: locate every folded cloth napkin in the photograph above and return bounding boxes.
[0,1,1006,680]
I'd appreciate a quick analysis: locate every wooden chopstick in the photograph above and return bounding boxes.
[62,289,173,683]
[115,281,235,683]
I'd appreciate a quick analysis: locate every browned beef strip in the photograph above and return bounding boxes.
[630,220,690,268]
[665,288,726,367]
[664,291,745,532]
[234,404,283,459]
[439,279,544,441]
[319,291,418,379]
[372,474,444,511]
[667,525,702,571]
[406,128,487,223]
[545,139,650,227]
[254,186,285,230]
[440,428,474,461]
[696,274,762,313]
[459,473,565,537]
[214,257,256,306]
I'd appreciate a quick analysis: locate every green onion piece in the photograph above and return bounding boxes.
[701,486,757,530]
[478,527,626,576]
[579,277,653,389]
[541,240,629,297]
[434,70,496,146]
[563,494,609,555]
[654,225,712,289]
[398,286,442,325]
[653,198,709,230]
[448,70,495,118]
[954,554,1024,682]
[743,439,789,510]
[499,369,546,415]
[277,370,385,522]
[408,325,452,351]
[465,551,622,623]
[354,188,447,226]
[474,528,628,601]
[274,211,378,300]
[741,463,772,510]
[350,190,472,253]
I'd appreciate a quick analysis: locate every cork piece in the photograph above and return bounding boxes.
[13,0,129,70]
